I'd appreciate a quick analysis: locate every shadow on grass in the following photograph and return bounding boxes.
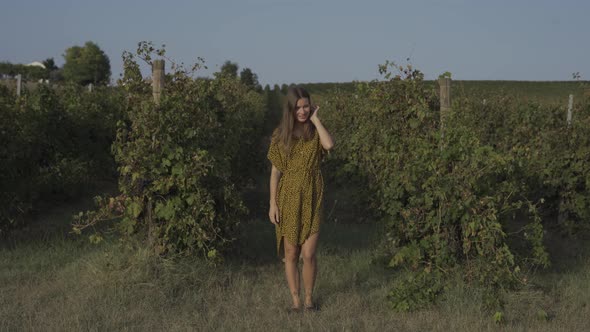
[1,181,119,255]
[2,196,99,250]
[540,227,590,274]
[229,219,382,267]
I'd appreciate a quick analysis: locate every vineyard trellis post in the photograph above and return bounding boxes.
[567,94,573,127]
[16,74,22,96]
[559,94,575,226]
[439,77,451,144]
[152,59,165,105]
[148,59,165,247]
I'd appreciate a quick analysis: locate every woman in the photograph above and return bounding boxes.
[267,86,335,312]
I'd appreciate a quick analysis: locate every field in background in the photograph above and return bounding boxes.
[2,78,588,104]
[300,80,590,105]
[446,80,589,104]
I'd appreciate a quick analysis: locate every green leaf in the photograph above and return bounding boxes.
[493,311,504,324]
[128,201,142,218]
[207,249,217,259]
[536,309,548,321]
[89,234,103,244]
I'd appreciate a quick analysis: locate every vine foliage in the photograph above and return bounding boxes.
[322,62,559,310]
[73,42,266,259]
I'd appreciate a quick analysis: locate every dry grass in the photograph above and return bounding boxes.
[1,201,589,332]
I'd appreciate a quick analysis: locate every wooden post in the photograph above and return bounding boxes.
[567,94,573,127]
[152,60,165,105]
[559,94,575,226]
[88,83,93,92]
[438,77,451,140]
[147,60,165,250]
[16,74,22,96]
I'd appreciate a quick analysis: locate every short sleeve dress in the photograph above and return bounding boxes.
[267,128,325,256]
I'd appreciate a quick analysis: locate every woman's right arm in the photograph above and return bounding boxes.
[269,165,282,225]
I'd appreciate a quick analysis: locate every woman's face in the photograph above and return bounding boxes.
[294,97,311,123]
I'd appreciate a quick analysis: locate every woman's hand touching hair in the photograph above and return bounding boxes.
[310,105,320,124]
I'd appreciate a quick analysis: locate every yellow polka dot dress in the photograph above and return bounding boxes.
[267,128,325,256]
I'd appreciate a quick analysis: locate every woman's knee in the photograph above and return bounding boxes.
[284,244,300,262]
[301,251,316,263]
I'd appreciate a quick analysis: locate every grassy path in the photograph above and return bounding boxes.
[1,195,589,331]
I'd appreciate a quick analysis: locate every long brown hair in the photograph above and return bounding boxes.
[276,86,316,156]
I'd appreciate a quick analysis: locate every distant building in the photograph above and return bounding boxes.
[26,61,46,69]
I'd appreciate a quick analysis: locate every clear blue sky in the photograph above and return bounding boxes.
[1,0,588,85]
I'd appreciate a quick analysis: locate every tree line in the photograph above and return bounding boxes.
[1,41,110,85]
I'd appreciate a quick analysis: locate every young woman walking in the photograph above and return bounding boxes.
[267,86,335,312]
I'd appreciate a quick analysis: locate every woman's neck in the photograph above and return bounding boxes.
[293,122,304,137]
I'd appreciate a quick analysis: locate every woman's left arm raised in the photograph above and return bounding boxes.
[310,106,335,151]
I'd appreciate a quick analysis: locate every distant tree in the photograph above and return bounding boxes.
[62,41,111,85]
[0,62,14,76]
[49,69,64,81]
[41,57,63,82]
[42,58,58,71]
[219,60,239,79]
[280,84,288,95]
[239,67,262,92]
[24,65,48,80]
[265,82,284,129]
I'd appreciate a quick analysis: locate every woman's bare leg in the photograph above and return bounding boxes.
[301,232,320,307]
[283,237,301,308]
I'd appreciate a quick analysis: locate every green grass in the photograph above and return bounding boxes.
[2,197,589,331]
